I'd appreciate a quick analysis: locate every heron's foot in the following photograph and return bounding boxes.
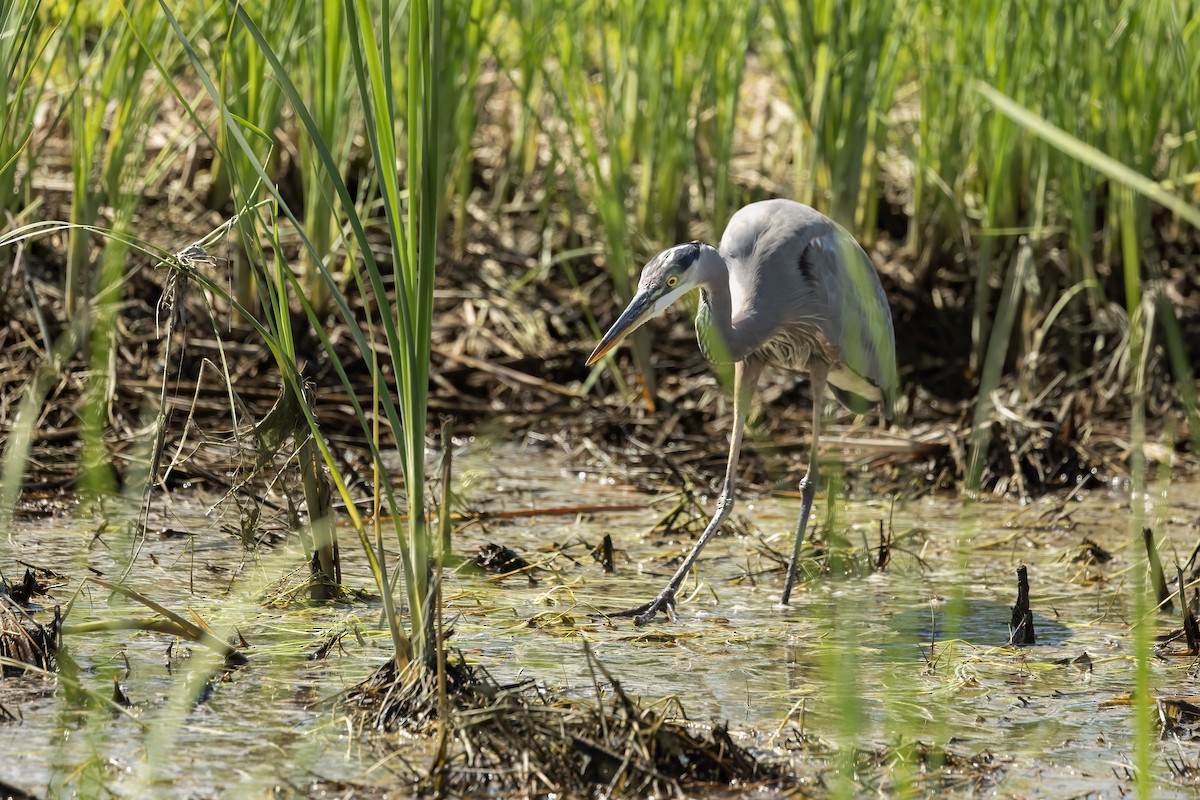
[609,587,677,626]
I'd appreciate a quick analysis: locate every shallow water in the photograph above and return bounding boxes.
[3,442,1199,797]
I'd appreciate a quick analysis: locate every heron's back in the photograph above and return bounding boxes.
[718,199,898,416]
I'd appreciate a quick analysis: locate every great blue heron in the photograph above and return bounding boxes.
[586,199,898,625]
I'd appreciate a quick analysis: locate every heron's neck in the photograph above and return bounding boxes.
[695,253,744,363]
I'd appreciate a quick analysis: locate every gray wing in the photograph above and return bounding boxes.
[801,232,898,417]
[719,199,898,417]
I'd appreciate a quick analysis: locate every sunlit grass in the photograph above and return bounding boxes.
[159,0,470,670]
[0,0,55,226]
[767,0,899,230]
[209,0,296,318]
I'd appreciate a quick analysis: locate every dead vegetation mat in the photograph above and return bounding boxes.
[1,220,1195,512]
[344,645,787,798]
[340,645,1013,797]
[0,567,60,676]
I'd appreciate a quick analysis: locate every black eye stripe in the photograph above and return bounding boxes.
[674,242,701,269]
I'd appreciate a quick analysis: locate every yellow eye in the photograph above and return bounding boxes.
[666,275,679,288]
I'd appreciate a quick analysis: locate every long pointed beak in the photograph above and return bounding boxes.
[586,288,658,366]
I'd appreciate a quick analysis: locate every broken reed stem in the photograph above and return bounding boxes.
[1176,566,1199,653]
[438,419,455,557]
[1008,565,1035,646]
[596,533,615,573]
[1143,527,1173,613]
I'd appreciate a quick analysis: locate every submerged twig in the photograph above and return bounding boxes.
[64,578,245,665]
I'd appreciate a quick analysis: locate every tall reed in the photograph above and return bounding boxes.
[0,0,54,227]
[903,0,1199,372]
[296,0,359,316]
[767,0,900,230]
[182,0,480,672]
[210,0,298,317]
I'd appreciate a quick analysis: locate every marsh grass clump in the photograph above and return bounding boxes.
[0,591,60,675]
[443,700,778,797]
[1,567,56,606]
[0,566,59,681]
[778,731,1008,795]
[1157,699,1200,742]
[342,649,486,732]
[868,741,1008,795]
[473,542,535,579]
[354,645,786,797]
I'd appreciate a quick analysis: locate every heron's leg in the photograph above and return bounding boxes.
[780,363,827,605]
[615,359,764,625]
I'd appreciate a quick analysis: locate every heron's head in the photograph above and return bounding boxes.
[586,242,710,365]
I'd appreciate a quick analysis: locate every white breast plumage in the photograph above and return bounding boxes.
[726,260,751,318]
